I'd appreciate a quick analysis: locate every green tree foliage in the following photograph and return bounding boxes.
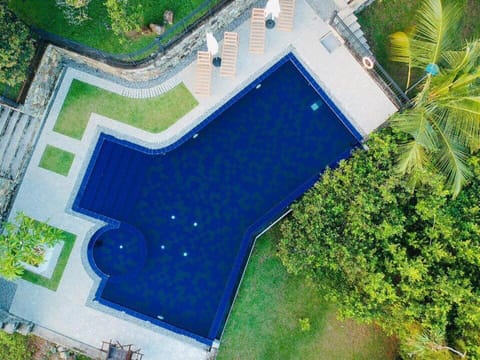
[105,0,142,38]
[55,0,91,25]
[0,213,62,280]
[0,332,33,360]
[278,130,480,358]
[389,0,480,196]
[0,3,34,87]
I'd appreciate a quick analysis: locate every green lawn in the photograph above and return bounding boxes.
[39,145,75,176]
[0,82,22,103]
[217,227,397,360]
[54,80,198,140]
[21,230,76,291]
[357,0,480,87]
[9,0,219,55]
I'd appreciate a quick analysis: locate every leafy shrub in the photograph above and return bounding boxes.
[0,332,33,360]
[279,129,480,358]
[0,3,35,87]
[0,212,63,280]
[55,0,91,24]
[105,0,143,38]
[298,318,311,332]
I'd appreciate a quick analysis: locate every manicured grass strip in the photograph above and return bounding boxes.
[39,145,75,176]
[217,227,397,360]
[21,231,76,291]
[54,80,198,140]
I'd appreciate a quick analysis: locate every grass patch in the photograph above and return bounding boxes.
[0,82,22,103]
[357,0,480,87]
[54,80,198,140]
[21,230,76,291]
[39,145,75,176]
[9,0,220,54]
[217,227,397,360]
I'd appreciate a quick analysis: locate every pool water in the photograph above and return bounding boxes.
[74,54,361,344]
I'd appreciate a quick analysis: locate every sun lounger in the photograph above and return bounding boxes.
[220,32,239,77]
[249,8,266,54]
[277,0,296,32]
[195,51,212,96]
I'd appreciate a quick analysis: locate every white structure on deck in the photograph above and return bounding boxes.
[7,0,396,359]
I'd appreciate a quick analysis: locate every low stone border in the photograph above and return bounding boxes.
[21,0,266,119]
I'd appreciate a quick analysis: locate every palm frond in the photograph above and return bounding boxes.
[438,103,480,152]
[396,139,429,176]
[428,110,472,196]
[440,96,480,117]
[391,109,438,151]
[442,40,480,74]
[414,0,462,64]
[389,31,413,88]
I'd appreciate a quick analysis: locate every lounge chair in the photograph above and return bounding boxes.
[277,0,296,32]
[195,51,213,96]
[249,8,266,54]
[220,32,239,77]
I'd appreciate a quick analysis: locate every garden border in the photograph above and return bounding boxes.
[21,230,76,291]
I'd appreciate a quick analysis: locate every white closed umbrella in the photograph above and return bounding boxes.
[206,32,219,56]
[265,0,281,20]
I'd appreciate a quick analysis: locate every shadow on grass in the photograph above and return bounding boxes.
[217,226,398,360]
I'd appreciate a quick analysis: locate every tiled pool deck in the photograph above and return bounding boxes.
[8,0,396,359]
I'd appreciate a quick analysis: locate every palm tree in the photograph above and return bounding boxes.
[389,0,480,196]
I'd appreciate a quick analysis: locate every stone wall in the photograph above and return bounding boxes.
[57,0,263,82]
[22,46,64,118]
[21,0,264,117]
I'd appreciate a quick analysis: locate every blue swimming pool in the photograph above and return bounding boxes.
[74,54,362,344]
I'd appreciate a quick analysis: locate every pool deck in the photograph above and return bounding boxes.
[7,0,396,359]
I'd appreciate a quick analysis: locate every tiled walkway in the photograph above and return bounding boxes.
[8,0,396,359]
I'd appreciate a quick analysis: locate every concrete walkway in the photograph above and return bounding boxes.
[8,0,396,359]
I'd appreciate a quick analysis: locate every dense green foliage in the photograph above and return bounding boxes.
[0,213,62,280]
[104,0,142,37]
[358,0,480,86]
[218,229,396,360]
[9,0,218,54]
[278,130,480,358]
[0,2,34,87]
[55,0,91,25]
[0,332,33,360]
[388,0,480,196]
[21,230,76,291]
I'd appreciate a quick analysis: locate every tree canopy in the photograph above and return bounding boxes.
[104,0,142,38]
[389,0,480,196]
[0,213,62,280]
[278,129,480,358]
[0,3,35,87]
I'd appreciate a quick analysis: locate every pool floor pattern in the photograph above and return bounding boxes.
[74,57,360,343]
